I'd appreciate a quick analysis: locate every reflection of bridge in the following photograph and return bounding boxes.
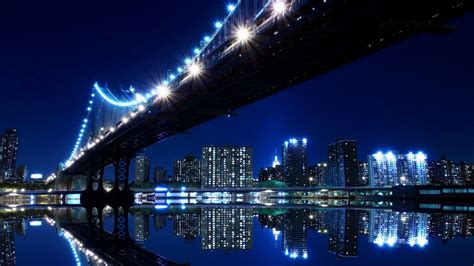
[51,207,182,265]
[55,0,472,192]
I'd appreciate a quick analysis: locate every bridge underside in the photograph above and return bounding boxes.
[65,0,473,175]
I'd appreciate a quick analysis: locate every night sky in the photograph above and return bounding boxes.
[0,1,473,175]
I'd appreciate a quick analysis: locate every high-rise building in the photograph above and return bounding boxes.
[173,154,201,183]
[369,151,428,187]
[358,162,369,186]
[135,153,150,185]
[0,129,19,181]
[327,139,359,187]
[201,208,253,250]
[154,167,168,182]
[428,156,470,185]
[308,163,328,186]
[258,151,284,182]
[15,165,28,182]
[201,146,253,188]
[282,138,308,187]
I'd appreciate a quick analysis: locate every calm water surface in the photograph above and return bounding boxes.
[3,205,473,265]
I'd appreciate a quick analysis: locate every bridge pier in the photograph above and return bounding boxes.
[113,156,131,192]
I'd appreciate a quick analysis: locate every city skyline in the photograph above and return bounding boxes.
[0,2,472,175]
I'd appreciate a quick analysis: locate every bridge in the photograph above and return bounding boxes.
[54,0,473,193]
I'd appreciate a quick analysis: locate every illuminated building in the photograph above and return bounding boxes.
[282,138,308,187]
[358,162,369,186]
[327,139,359,187]
[308,163,328,186]
[201,146,253,188]
[428,156,471,185]
[369,151,428,187]
[154,166,168,182]
[258,151,284,182]
[135,152,150,185]
[173,154,201,183]
[201,208,253,250]
[0,129,18,181]
[15,165,28,182]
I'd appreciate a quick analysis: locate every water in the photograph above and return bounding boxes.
[2,205,473,265]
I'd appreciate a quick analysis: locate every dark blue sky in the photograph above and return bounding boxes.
[0,1,473,175]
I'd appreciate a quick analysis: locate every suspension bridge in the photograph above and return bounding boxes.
[51,0,472,193]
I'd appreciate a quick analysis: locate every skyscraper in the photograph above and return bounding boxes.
[369,151,428,187]
[15,165,28,182]
[358,162,369,186]
[308,163,328,186]
[0,129,19,181]
[327,139,359,187]
[174,154,201,183]
[201,146,253,188]
[282,138,308,187]
[428,156,468,185]
[154,166,168,182]
[283,209,309,259]
[135,153,150,185]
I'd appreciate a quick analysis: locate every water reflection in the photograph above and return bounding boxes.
[0,205,473,265]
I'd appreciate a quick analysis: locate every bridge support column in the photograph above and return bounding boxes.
[113,156,130,191]
[113,206,130,241]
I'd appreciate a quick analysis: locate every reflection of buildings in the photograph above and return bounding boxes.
[201,146,253,188]
[154,214,168,230]
[173,213,200,240]
[0,218,18,265]
[283,209,308,259]
[369,210,429,247]
[328,210,359,257]
[134,212,150,243]
[429,213,474,241]
[201,208,253,250]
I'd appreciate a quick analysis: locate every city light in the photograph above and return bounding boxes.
[188,62,203,77]
[227,4,236,12]
[156,84,171,99]
[235,26,252,43]
[272,0,287,16]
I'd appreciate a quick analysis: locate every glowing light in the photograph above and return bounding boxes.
[185,58,192,65]
[121,117,129,124]
[235,26,251,43]
[156,85,171,99]
[214,21,223,28]
[386,151,396,161]
[272,0,287,16]
[416,151,427,162]
[227,4,236,12]
[374,151,383,161]
[204,35,211,42]
[193,48,200,54]
[94,83,142,107]
[138,105,145,111]
[188,62,203,77]
[155,187,168,192]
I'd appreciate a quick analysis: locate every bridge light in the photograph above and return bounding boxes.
[122,116,129,124]
[227,4,236,12]
[138,105,145,112]
[193,48,200,54]
[204,35,211,42]
[272,0,287,16]
[235,26,252,43]
[156,85,171,99]
[185,58,192,65]
[188,62,203,77]
[214,21,223,29]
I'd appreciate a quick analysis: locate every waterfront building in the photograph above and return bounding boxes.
[308,163,328,186]
[15,165,28,182]
[327,139,359,187]
[428,156,472,185]
[358,162,369,186]
[0,129,19,181]
[201,146,253,188]
[201,208,253,250]
[369,151,428,187]
[173,154,201,183]
[328,210,359,257]
[135,153,150,185]
[258,152,284,182]
[282,138,308,187]
[154,167,168,182]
